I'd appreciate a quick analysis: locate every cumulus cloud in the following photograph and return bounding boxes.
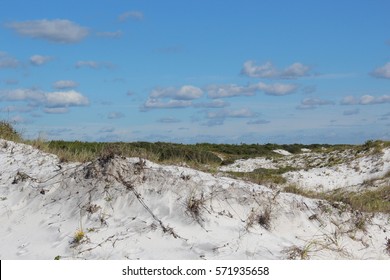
[53,80,78,89]
[0,88,89,112]
[207,84,256,99]
[150,85,203,100]
[256,82,298,96]
[207,82,297,98]
[371,62,390,79]
[241,61,277,78]
[30,55,52,66]
[341,95,390,105]
[118,11,144,22]
[108,112,125,119]
[141,85,203,111]
[241,60,311,79]
[6,19,89,43]
[45,90,89,108]
[0,52,19,69]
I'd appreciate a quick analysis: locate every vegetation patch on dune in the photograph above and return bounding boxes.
[284,184,390,214]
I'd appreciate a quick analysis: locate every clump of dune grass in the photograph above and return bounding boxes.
[0,120,21,142]
[284,184,390,214]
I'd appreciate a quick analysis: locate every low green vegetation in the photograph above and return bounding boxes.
[284,184,390,214]
[228,166,298,186]
[0,121,22,142]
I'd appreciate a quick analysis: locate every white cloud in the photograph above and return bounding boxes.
[207,84,257,99]
[45,90,89,108]
[241,61,278,78]
[142,98,192,110]
[0,52,19,69]
[6,19,89,43]
[0,88,89,112]
[150,85,203,100]
[257,82,298,96]
[297,97,335,110]
[0,88,45,103]
[341,95,390,105]
[30,55,52,66]
[283,63,310,78]
[360,95,375,105]
[340,96,358,105]
[207,82,297,98]
[241,60,311,79]
[53,80,78,89]
[118,11,144,22]
[371,62,390,79]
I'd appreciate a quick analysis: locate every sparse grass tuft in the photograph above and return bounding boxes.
[185,191,205,224]
[258,208,272,230]
[246,207,272,230]
[386,238,390,255]
[73,229,85,244]
[284,244,312,260]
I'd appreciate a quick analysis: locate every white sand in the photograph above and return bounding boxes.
[0,139,389,259]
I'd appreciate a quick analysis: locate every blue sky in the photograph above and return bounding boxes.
[0,0,389,144]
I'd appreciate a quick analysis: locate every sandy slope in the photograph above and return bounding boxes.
[220,147,390,192]
[0,140,389,259]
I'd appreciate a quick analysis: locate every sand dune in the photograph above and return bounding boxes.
[0,139,389,259]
